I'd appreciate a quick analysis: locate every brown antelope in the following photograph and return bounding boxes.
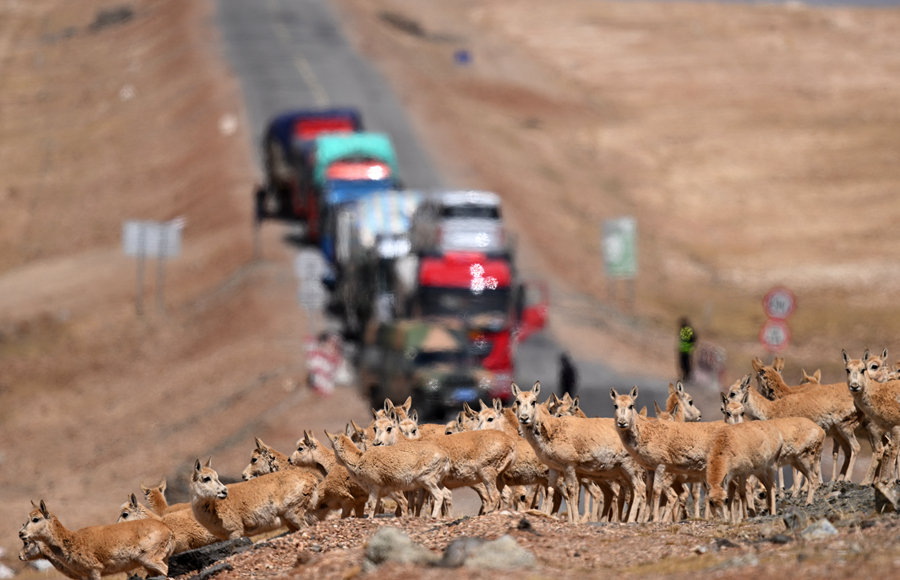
[324,428,450,518]
[514,382,647,524]
[844,349,900,484]
[20,500,174,580]
[190,458,319,539]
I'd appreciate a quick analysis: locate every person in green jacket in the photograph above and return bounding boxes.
[678,317,697,382]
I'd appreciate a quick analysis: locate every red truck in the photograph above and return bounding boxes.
[409,251,547,402]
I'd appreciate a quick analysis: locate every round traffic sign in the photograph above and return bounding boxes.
[763,287,796,320]
[759,319,791,352]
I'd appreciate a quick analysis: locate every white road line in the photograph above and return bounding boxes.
[265,0,330,107]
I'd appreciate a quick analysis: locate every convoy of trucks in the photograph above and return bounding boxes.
[255,107,548,418]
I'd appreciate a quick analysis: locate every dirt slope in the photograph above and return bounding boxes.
[0,0,367,558]
[330,0,900,381]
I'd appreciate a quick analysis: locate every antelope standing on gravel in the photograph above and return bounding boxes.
[373,408,518,515]
[325,428,451,518]
[706,420,783,523]
[844,349,900,483]
[726,365,861,484]
[475,398,555,512]
[610,386,728,522]
[289,430,375,519]
[190,457,319,539]
[20,500,174,580]
[514,381,647,523]
[720,384,825,506]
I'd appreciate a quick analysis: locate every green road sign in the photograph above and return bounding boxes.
[603,217,637,279]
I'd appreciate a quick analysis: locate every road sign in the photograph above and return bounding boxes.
[760,319,791,352]
[123,219,184,257]
[763,287,796,320]
[602,216,637,279]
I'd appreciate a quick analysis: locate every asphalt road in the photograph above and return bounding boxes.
[213,0,672,420]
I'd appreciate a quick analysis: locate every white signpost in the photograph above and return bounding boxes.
[123,218,185,315]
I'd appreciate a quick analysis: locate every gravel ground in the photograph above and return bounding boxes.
[190,481,900,580]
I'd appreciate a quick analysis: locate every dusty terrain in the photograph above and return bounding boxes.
[3,0,900,578]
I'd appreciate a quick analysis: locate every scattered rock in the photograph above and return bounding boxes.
[88,6,135,33]
[363,527,440,571]
[769,534,792,544]
[439,537,485,568]
[714,538,738,550]
[800,518,839,540]
[783,506,808,532]
[758,522,783,539]
[463,535,535,570]
[166,537,252,578]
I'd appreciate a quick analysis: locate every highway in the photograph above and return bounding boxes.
[213,0,673,420]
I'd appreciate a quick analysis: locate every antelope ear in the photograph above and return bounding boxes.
[401,396,412,411]
[140,482,150,494]
[409,409,418,424]
[159,479,166,492]
[842,349,849,365]
[814,369,821,381]
[324,430,339,445]
[194,459,203,474]
[630,385,639,400]
[609,387,618,402]
[494,398,502,412]
[720,391,728,404]
[671,401,680,416]
[883,348,889,360]
[653,401,663,415]
[532,381,541,397]
[372,408,380,420]
[39,500,49,518]
[571,395,580,410]
[204,457,212,468]
[479,399,488,411]
[740,375,752,390]
[720,402,726,415]
[389,407,398,422]
[255,437,265,450]
[667,382,676,395]
[638,406,647,417]
[741,390,750,405]
[510,382,520,397]
[675,381,684,395]
[864,349,870,362]
[350,420,365,435]
[130,493,139,508]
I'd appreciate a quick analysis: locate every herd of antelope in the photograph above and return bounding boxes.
[17,348,900,579]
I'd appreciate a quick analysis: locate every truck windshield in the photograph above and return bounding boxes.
[418,287,510,318]
[440,205,500,219]
[413,350,467,366]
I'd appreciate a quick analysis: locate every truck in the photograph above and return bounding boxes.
[403,250,548,404]
[255,108,363,224]
[314,132,401,253]
[330,189,423,338]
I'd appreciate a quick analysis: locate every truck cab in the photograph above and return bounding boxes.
[408,251,547,401]
[358,319,498,420]
[256,108,363,222]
